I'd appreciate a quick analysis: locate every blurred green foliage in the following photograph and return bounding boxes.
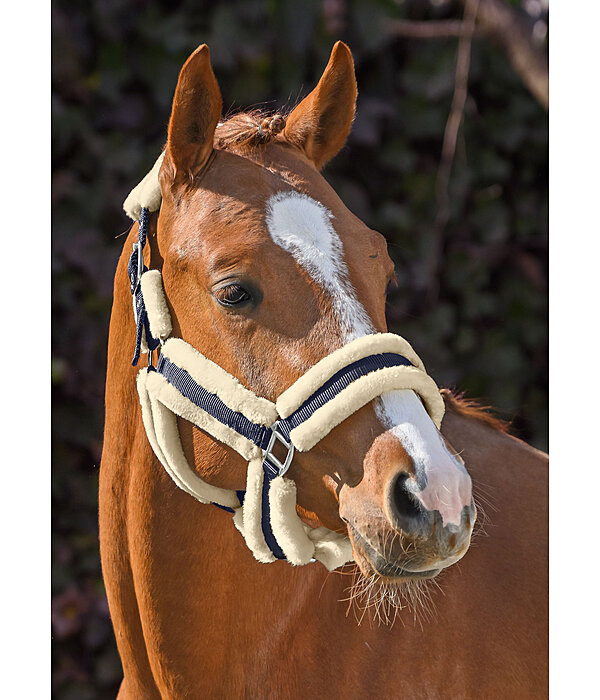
[52,0,547,696]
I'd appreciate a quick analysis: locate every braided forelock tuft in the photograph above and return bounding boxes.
[214,109,289,152]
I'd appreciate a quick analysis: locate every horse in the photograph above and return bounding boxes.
[99,42,548,699]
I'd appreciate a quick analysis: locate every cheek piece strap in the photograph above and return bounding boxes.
[123,162,445,571]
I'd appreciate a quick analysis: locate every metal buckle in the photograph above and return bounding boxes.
[262,421,295,477]
[132,240,144,293]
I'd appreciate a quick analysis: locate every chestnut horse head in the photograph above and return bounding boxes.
[134,42,474,584]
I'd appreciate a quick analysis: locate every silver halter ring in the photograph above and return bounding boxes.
[262,421,295,477]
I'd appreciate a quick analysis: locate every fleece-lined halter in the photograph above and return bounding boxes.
[123,153,446,571]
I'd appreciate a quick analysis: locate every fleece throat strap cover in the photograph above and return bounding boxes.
[124,158,445,571]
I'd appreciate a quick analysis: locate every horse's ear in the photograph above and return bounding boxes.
[163,44,222,181]
[284,41,357,170]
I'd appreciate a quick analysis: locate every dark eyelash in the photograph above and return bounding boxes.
[215,283,252,307]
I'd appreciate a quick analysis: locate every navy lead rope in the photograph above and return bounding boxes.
[128,207,160,366]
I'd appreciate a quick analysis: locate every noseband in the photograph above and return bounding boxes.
[123,154,445,571]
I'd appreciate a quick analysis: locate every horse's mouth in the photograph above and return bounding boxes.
[347,525,441,582]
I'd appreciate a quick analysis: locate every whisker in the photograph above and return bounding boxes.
[339,563,445,628]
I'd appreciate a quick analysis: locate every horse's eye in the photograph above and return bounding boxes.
[214,283,252,307]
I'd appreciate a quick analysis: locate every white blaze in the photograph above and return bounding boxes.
[265,191,471,527]
[265,191,372,341]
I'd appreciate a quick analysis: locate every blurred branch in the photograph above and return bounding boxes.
[385,0,549,110]
[468,0,548,110]
[386,19,480,39]
[425,0,480,306]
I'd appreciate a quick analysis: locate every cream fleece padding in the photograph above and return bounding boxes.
[140,330,149,355]
[137,371,177,486]
[144,370,260,461]
[242,455,277,563]
[289,365,445,451]
[232,506,245,536]
[277,333,427,418]
[268,477,316,566]
[309,528,354,571]
[123,152,165,221]
[137,371,240,508]
[161,338,279,426]
[151,400,241,508]
[140,270,172,341]
[232,486,354,570]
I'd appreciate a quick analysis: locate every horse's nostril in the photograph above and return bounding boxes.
[391,472,422,522]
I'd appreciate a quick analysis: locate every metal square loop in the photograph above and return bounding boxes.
[262,421,295,477]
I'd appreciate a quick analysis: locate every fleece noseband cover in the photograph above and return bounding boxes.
[123,159,446,571]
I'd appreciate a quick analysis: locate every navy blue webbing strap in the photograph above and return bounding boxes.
[212,490,246,514]
[260,470,286,559]
[155,354,273,450]
[276,352,414,440]
[128,207,160,366]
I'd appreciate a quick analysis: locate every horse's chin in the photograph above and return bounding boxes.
[348,525,443,582]
[374,564,442,582]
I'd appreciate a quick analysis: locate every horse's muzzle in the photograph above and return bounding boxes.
[341,470,476,580]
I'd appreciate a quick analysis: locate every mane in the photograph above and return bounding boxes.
[441,388,510,433]
[214,109,289,153]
